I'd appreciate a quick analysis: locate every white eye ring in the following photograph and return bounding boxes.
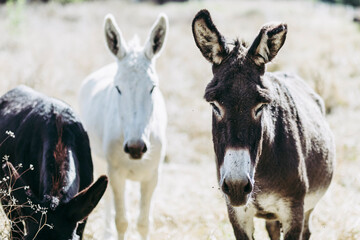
[210,101,224,120]
[254,103,266,118]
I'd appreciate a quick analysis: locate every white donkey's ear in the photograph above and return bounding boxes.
[247,22,287,66]
[104,14,128,60]
[144,13,168,60]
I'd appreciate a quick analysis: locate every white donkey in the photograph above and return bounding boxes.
[79,13,168,240]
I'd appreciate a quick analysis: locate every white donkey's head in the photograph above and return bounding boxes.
[104,13,168,159]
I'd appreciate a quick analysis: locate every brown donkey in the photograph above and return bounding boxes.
[192,10,335,240]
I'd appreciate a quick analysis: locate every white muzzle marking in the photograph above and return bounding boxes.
[220,148,251,183]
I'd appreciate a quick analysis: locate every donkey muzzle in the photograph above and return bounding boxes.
[220,148,253,206]
[221,176,253,206]
[124,140,147,159]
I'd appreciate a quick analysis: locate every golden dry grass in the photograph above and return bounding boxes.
[0,0,360,239]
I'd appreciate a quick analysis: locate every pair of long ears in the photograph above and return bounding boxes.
[3,161,108,223]
[104,13,168,61]
[192,9,287,66]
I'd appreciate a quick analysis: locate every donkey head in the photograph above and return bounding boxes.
[192,10,287,206]
[24,176,108,240]
[5,162,108,240]
[104,13,168,159]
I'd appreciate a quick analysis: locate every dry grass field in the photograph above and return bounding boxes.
[1,0,360,239]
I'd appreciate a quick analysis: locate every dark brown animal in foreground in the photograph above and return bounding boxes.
[0,85,108,240]
[192,9,335,240]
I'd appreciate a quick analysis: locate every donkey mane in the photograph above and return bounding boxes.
[217,39,248,65]
[228,39,248,53]
[50,115,69,202]
[123,37,153,72]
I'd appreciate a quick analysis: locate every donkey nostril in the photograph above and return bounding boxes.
[142,144,147,153]
[124,144,129,153]
[244,179,252,194]
[222,180,230,195]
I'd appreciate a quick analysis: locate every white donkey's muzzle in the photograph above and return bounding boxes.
[124,139,148,160]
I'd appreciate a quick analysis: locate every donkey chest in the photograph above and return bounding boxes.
[252,194,291,221]
[252,190,324,221]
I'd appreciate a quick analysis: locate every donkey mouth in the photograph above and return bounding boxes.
[226,194,250,207]
[124,140,147,160]
[221,177,253,207]
[128,152,144,160]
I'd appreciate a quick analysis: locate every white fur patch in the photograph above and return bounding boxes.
[233,206,256,237]
[256,194,291,231]
[63,150,76,192]
[221,148,251,182]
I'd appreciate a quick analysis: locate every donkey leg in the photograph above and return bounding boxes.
[265,220,281,240]
[281,203,305,240]
[137,171,158,240]
[227,205,255,240]
[109,169,128,240]
[302,209,313,240]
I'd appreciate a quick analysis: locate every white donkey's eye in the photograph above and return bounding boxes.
[115,86,122,95]
[210,101,223,119]
[150,85,156,94]
[254,103,266,118]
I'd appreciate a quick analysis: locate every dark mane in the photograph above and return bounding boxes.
[51,114,68,201]
[228,39,248,53]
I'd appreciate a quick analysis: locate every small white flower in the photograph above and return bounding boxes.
[24,186,30,190]
[29,164,34,170]
[11,196,17,205]
[18,163,23,168]
[5,130,15,138]
[2,155,10,162]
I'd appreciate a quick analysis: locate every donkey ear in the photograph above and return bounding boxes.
[144,13,168,60]
[247,22,287,66]
[104,14,128,60]
[66,175,108,222]
[192,9,228,65]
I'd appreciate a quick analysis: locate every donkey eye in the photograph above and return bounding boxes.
[254,103,266,117]
[210,102,222,117]
[115,86,122,95]
[150,86,156,94]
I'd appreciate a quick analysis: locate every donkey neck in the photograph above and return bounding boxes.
[255,73,308,190]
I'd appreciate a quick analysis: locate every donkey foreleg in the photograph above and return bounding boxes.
[109,169,128,240]
[137,171,159,240]
[302,209,313,240]
[282,204,305,240]
[265,220,281,240]
[227,205,255,240]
